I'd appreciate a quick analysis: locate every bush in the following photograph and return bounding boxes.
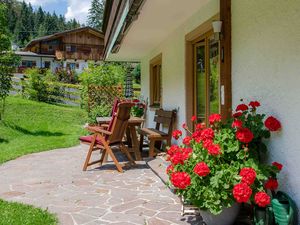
[23,68,64,103]
[79,63,125,120]
[87,104,111,124]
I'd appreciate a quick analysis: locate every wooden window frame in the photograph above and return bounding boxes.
[149,53,162,108]
[185,2,232,128]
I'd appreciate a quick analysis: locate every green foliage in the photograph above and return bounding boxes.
[79,63,125,87]
[132,64,141,84]
[168,102,281,215]
[79,63,125,117]
[0,96,87,164]
[88,104,111,124]
[0,199,57,225]
[87,0,104,30]
[0,3,21,120]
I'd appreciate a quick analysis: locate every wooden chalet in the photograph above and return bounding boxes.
[24,27,104,61]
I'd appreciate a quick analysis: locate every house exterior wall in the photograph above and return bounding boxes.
[232,0,300,213]
[139,0,300,214]
[140,0,219,128]
[18,55,58,72]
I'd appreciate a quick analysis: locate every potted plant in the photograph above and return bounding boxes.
[166,100,282,225]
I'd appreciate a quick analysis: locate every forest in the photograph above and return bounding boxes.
[0,0,82,47]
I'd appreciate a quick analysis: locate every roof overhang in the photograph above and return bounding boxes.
[102,0,212,61]
[25,26,104,50]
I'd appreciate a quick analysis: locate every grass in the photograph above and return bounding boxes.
[0,96,87,163]
[0,199,57,225]
[0,96,87,225]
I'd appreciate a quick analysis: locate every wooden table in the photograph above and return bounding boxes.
[96,116,144,161]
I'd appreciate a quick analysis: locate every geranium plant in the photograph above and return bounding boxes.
[166,100,282,215]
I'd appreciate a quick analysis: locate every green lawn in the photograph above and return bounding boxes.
[0,96,87,225]
[0,96,87,163]
[0,199,57,225]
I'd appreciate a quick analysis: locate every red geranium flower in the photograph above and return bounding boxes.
[265,178,278,190]
[265,116,281,131]
[254,192,271,207]
[192,131,202,143]
[170,148,192,165]
[170,172,191,189]
[272,162,283,171]
[202,138,213,149]
[236,104,249,112]
[191,115,197,122]
[249,101,261,108]
[232,119,243,128]
[182,123,188,130]
[167,145,181,157]
[183,136,192,146]
[209,113,222,124]
[207,143,221,156]
[194,162,210,177]
[233,183,252,203]
[200,128,215,140]
[233,112,243,118]
[132,99,140,103]
[166,165,174,174]
[236,128,254,143]
[196,123,206,131]
[172,130,182,140]
[239,167,256,185]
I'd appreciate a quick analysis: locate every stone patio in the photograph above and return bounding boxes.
[0,145,200,225]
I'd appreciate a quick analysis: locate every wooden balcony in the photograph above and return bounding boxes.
[55,50,103,61]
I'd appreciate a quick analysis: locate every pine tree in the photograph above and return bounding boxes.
[34,6,45,33]
[14,1,31,46]
[87,0,104,30]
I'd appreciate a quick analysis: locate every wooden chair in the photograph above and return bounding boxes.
[139,109,176,157]
[81,102,134,172]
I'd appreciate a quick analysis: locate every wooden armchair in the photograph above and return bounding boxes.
[81,102,134,172]
[139,109,176,157]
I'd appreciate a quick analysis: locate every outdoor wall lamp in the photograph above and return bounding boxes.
[212,20,222,41]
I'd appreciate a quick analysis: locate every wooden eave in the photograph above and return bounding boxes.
[102,0,146,59]
[24,26,104,50]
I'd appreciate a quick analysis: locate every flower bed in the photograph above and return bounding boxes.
[166,100,282,215]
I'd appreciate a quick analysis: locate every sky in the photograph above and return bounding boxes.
[23,0,92,24]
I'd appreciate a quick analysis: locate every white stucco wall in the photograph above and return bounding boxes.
[140,0,219,128]
[19,55,56,71]
[232,0,300,215]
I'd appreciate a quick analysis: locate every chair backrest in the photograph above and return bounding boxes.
[110,97,120,116]
[108,102,134,144]
[154,109,177,136]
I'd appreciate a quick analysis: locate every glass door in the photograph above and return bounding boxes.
[194,34,220,124]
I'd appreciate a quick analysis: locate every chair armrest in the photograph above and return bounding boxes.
[86,126,112,135]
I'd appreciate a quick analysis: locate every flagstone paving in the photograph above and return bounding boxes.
[0,145,200,225]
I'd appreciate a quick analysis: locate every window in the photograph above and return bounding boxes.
[194,34,220,123]
[149,54,162,108]
[44,61,51,69]
[21,60,36,68]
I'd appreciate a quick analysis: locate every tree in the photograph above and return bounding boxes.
[0,3,20,120]
[87,0,104,30]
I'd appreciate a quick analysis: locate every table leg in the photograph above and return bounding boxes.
[129,125,142,161]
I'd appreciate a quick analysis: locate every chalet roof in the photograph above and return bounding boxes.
[25,26,104,49]
[14,51,55,58]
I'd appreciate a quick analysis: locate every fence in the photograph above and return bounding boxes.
[11,73,81,106]
[87,85,124,112]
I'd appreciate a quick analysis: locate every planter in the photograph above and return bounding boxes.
[181,197,240,225]
[199,203,240,225]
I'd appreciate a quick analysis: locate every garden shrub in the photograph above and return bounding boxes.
[87,104,111,124]
[79,63,126,122]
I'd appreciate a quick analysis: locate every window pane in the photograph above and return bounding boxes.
[196,43,206,122]
[209,39,220,114]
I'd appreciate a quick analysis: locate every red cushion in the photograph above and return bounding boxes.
[79,135,102,145]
